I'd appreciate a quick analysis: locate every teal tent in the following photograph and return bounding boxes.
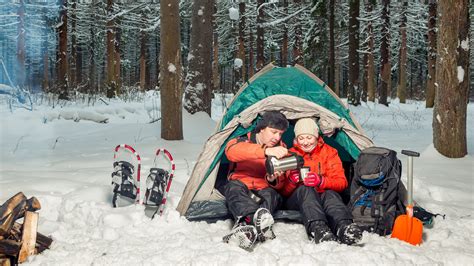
[177,64,373,221]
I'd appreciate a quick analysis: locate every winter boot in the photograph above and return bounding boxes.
[253,208,276,242]
[336,220,363,245]
[308,221,337,243]
[223,222,258,251]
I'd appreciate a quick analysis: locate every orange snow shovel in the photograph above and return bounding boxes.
[391,150,423,245]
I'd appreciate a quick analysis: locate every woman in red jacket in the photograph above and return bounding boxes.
[280,118,363,245]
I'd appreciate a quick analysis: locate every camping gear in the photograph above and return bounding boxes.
[348,147,405,236]
[299,167,310,181]
[111,144,141,207]
[265,155,304,175]
[413,206,445,227]
[176,63,374,222]
[391,150,423,245]
[144,148,175,219]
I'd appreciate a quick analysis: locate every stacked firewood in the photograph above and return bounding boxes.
[0,192,52,265]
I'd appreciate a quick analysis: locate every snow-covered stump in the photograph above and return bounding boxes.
[0,193,52,264]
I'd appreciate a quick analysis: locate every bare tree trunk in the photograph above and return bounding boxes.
[281,0,288,67]
[366,0,376,102]
[433,0,469,158]
[348,0,360,105]
[379,0,390,106]
[17,0,26,88]
[238,2,246,79]
[256,0,265,71]
[334,49,340,96]
[361,51,368,102]
[160,0,183,140]
[58,0,68,100]
[106,0,117,98]
[328,0,335,90]
[212,2,219,93]
[426,0,437,108]
[184,0,213,115]
[397,0,408,103]
[88,25,96,94]
[139,12,147,91]
[70,0,77,90]
[248,22,255,78]
[114,16,121,91]
[42,40,49,92]
[77,42,83,89]
[293,0,303,65]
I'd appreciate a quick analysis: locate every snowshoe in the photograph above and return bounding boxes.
[111,144,141,207]
[144,148,175,219]
[253,208,276,242]
[223,223,258,251]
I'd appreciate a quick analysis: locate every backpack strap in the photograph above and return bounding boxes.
[227,134,251,178]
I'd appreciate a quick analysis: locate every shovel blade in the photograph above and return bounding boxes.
[391,214,423,245]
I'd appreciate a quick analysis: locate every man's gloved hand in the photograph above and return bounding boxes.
[287,170,301,184]
[303,172,323,187]
[266,171,283,183]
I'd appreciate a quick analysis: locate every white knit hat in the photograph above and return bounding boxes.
[294,118,319,137]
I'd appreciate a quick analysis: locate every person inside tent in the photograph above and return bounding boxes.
[222,111,289,250]
[278,117,363,245]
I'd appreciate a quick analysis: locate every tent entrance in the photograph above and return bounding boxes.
[186,121,356,223]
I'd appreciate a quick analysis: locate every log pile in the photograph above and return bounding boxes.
[0,192,52,265]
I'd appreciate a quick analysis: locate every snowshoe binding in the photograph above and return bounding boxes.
[111,160,138,207]
[144,168,168,206]
[111,144,141,207]
[144,148,175,219]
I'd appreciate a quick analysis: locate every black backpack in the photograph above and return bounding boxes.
[348,147,405,236]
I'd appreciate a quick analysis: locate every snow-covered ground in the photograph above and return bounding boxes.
[1,94,473,265]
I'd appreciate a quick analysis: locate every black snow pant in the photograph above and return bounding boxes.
[284,185,352,236]
[224,180,283,221]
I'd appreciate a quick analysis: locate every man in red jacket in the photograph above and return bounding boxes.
[222,111,289,250]
[282,118,363,245]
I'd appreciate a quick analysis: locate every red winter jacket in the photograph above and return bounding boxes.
[225,132,286,190]
[278,137,347,197]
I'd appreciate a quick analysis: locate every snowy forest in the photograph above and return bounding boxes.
[0,0,473,264]
[0,0,472,156]
[1,0,472,98]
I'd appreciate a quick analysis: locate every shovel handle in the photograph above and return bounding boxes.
[402,150,419,207]
[401,150,420,157]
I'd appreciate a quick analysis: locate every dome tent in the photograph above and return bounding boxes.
[176,64,373,222]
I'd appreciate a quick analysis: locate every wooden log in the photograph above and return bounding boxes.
[0,199,26,237]
[0,239,21,256]
[0,256,12,266]
[0,194,41,238]
[26,197,41,213]
[11,222,53,251]
[18,212,38,263]
[0,193,26,221]
[36,232,53,252]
